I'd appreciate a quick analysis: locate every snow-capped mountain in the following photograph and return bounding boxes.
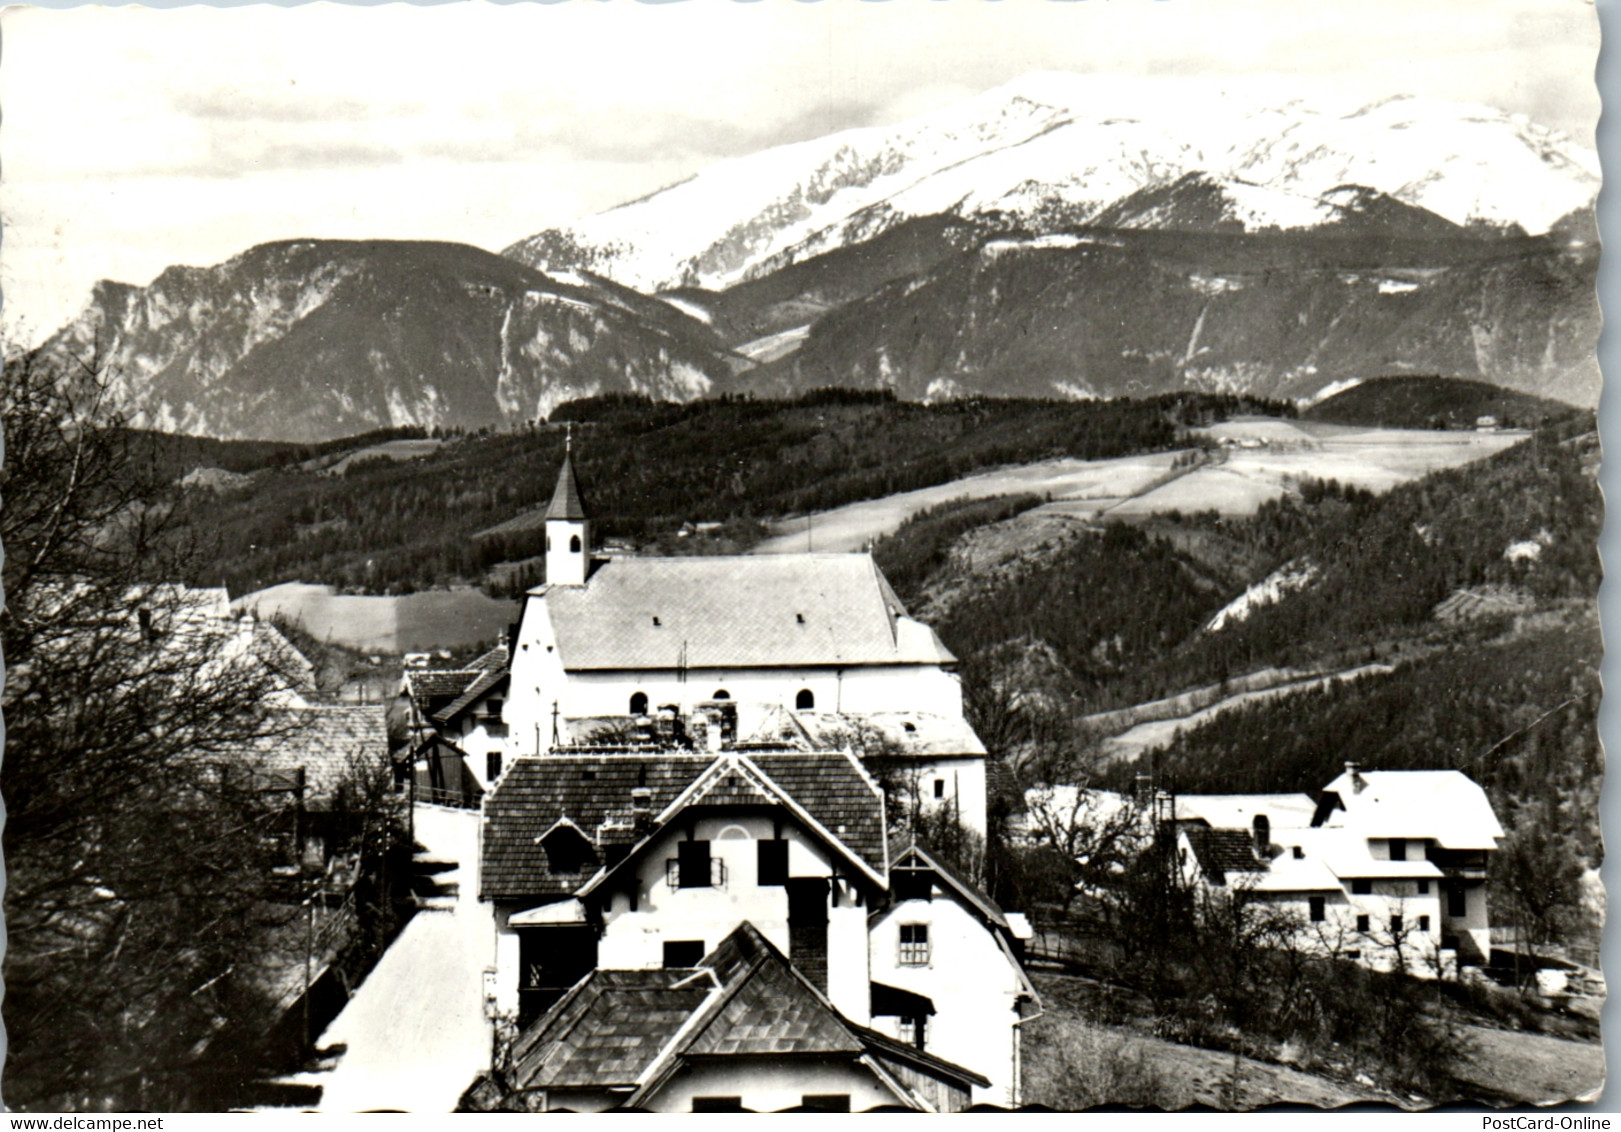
[504,73,1599,293]
[22,240,738,442]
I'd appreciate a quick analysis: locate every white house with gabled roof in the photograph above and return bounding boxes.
[868,837,1039,1107]
[1174,765,1504,975]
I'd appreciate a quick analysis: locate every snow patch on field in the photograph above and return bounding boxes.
[1207,562,1319,631]
[1307,378,1363,405]
[657,294,714,325]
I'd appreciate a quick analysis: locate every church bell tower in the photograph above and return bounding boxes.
[545,435,590,587]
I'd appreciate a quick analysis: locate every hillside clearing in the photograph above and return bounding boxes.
[1109,423,1527,515]
[754,421,1528,554]
[232,582,517,654]
[753,452,1178,554]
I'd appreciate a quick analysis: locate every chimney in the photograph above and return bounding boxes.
[631,787,654,833]
[1344,761,1367,793]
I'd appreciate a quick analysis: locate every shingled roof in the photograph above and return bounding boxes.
[481,750,886,900]
[504,923,988,1108]
[245,704,389,803]
[547,454,587,520]
[1183,828,1268,885]
[432,666,510,727]
[534,554,955,671]
[509,969,710,1091]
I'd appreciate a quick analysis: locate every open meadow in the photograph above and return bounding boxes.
[754,419,1529,554]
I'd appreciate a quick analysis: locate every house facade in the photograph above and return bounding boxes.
[1174,765,1503,975]
[471,746,1023,1110]
[869,838,1040,1107]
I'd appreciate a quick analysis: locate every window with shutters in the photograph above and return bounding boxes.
[899,923,930,966]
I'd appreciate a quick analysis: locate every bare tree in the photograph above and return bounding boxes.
[1,355,313,1109]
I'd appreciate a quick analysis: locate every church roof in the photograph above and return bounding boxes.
[546,454,587,520]
[534,554,955,670]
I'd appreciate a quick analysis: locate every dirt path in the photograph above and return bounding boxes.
[1102,662,1395,759]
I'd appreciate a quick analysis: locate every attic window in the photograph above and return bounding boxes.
[541,826,597,875]
[902,722,917,733]
[652,616,662,627]
[796,612,805,624]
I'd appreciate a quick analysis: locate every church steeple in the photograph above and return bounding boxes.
[545,433,590,586]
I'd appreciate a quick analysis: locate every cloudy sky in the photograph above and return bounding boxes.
[0,0,1601,344]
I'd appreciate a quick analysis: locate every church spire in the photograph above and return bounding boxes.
[546,450,586,521]
[545,437,591,586]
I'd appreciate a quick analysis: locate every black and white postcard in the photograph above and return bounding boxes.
[0,0,1604,1112]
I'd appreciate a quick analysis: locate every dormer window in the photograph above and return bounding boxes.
[541,825,597,875]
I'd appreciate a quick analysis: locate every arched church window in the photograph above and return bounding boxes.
[570,534,582,553]
[630,691,649,716]
[796,689,815,710]
[712,689,730,701]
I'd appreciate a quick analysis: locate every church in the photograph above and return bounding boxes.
[464,451,991,832]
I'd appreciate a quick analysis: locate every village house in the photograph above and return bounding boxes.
[1173,764,1504,975]
[463,922,988,1113]
[869,837,1039,1107]
[469,745,1023,1110]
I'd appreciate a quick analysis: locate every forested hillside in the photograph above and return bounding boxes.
[922,427,1599,720]
[160,389,1284,596]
